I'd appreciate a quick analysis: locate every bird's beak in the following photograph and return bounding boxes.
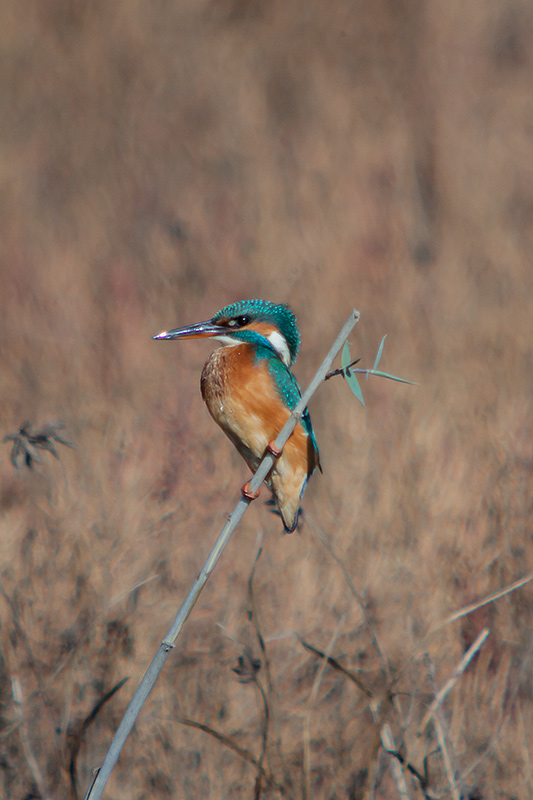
[152,320,227,340]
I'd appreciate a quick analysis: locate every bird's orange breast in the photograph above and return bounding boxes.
[200,344,314,530]
[201,344,296,459]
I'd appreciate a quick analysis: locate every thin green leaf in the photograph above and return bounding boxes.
[341,341,365,405]
[373,335,387,371]
[346,371,366,405]
[365,369,418,385]
[341,341,351,371]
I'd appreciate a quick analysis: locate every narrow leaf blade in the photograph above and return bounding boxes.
[373,335,387,371]
[341,341,351,370]
[346,370,366,406]
[341,341,365,404]
[368,369,418,385]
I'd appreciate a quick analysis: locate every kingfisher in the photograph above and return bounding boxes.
[153,299,320,532]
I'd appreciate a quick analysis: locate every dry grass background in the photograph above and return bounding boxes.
[1,1,532,798]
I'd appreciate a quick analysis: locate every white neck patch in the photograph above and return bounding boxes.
[266,330,291,366]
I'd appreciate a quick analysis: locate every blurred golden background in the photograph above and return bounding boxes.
[1,1,532,797]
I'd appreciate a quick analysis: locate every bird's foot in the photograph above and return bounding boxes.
[267,440,283,459]
[241,481,260,500]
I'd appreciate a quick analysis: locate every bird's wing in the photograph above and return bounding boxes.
[266,355,321,472]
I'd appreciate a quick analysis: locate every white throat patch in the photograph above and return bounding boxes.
[214,335,241,347]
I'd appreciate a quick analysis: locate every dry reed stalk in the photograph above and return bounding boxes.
[423,654,462,800]
[11,677,52,800]
[308,519,414,796]
[247,542,290,791]
[85,309,360,799]
[302,614,345,799]
[304,526,416,798]
[418,628,490,734]
[436,574,533,630]
[432,716,460,800]
[379,724,412,799]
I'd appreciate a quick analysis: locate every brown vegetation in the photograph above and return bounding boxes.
[1,1,532,797]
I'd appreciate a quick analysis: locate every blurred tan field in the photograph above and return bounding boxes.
[1,1,532,798]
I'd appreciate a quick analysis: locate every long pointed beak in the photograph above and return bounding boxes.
[152,320,227,340]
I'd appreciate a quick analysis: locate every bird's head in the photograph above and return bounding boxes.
[153,299,300,366]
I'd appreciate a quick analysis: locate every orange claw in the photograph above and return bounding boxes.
[241,481,260,500]
[267,441,283,459]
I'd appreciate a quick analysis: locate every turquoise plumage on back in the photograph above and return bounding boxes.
[153,300,320,532]
[264,351,320,469]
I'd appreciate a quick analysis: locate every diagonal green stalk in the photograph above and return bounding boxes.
[85,309,360,800]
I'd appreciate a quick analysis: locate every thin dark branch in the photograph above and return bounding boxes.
[247,545,290,794]
[175,716,282,793]
[69,678,130,798]
[248,548,272,694]
[384,749,436,800]
[307,522,395,689]
[253,678,269,800]
[296,636,373,698]
[325,357,361,380]
[0,586,52,710]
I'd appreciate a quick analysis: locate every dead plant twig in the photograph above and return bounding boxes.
[11,677,52,800]
[175,715,283,793]
[307,521,413,797]
[296,635,373,698]
[69,678,129,799]
[232,646,269,799]
[248,547,272,694]
[384,749,435,800]
[0,586,50,707]
[379,723,412,799]
[303,615,345,800]
[423,655,461,800]
[3,421,73,469]
[248,543,289,791]
[418,629,490,735]
[435,574,532,630]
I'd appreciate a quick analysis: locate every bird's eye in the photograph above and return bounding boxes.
[228,315,250,328]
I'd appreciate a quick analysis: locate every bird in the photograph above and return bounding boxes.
[153,299,321,532]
